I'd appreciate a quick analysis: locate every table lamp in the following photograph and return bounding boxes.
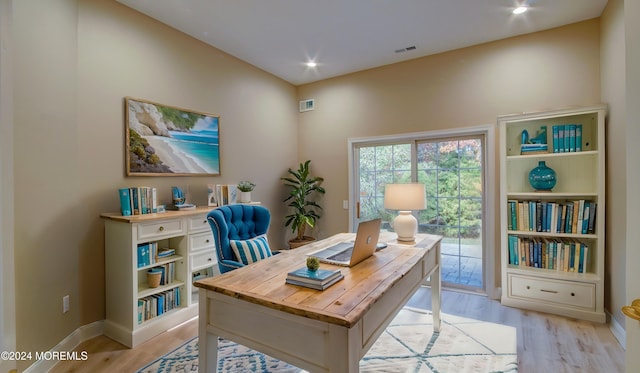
[384,183,426,242]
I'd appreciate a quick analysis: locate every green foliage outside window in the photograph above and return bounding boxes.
[359,140,482,239]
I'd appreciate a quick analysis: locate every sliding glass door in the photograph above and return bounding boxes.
[353,133,486,290]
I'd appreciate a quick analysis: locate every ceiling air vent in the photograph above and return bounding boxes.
[394,45,417,54]
[299,99,315,112]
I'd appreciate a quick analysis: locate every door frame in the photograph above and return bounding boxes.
[347,124,498,298]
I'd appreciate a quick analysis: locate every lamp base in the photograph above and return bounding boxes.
[393,211,417,242]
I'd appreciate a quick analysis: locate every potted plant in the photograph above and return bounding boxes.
[281,160,326,248]
[237,181,255,203]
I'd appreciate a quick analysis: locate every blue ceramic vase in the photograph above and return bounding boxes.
[528,161,556,191]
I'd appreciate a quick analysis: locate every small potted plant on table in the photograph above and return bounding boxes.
[237,181,255,203]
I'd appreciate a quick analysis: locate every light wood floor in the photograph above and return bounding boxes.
[51,287,624,373]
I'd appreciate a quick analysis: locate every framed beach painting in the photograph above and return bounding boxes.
[125,97,220,176]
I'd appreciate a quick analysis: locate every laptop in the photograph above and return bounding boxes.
[309,218,382,267]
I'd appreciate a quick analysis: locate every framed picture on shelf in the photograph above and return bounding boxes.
[125,97,221,176]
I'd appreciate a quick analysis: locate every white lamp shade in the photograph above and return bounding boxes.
[384,183,426,211]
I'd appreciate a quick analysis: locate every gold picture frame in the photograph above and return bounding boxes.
[125,97,220,176]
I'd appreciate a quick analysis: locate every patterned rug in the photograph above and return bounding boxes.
[137,307,518,373]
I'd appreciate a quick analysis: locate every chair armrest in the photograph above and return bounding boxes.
[220,259,245,269]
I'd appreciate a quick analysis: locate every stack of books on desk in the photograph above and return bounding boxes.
[285,267,344,290]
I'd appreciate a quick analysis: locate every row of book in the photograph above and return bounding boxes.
[285,267,344,290]
[137,287,181,324]
[119,187,158,216]
[208,184,239,207]
[137,243,176,268]
[507,199,597,235]
[552,124,583,153]
[508,235,590,273]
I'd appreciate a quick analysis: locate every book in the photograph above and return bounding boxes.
[575,124,582,151]
[568,124,577,152]
[228,185,238,204]
[287,267,342,285]
[286,274,344,290]
[157,248,175,259]
[520,143,548,155]
[119,188,133,216]
[137,243,150,267]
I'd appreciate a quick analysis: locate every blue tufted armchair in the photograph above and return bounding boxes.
[207,204,272,274]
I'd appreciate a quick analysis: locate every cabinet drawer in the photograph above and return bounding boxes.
[191,250,217,270]
[190,231,215,252]
[188,214,210,233]
[137,219,184,241]
[509,274,595,310]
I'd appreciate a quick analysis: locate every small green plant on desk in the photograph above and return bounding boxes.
[306,256,320,272]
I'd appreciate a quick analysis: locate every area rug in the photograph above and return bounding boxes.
[137,307,518,373]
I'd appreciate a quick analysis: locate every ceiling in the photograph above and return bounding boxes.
[115,0,608,86]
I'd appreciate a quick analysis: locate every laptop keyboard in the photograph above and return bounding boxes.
[328,247,354,262]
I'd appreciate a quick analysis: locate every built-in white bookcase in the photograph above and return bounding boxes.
[498,105,606,323]
[102,207,218,347]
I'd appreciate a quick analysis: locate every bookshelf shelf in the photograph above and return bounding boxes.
[136,255,183,271]
[506,230,598,239]
[137,280,185,298]
[499,105,606,323]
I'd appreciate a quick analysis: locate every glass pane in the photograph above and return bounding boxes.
[437,169,460,197]
[459,168,482,197]
[359,147,376,171]
[459,139,482,167]
[375,146,393,169]
[438,141,460,169]
[417,142,438,169]
[394,145,412,171]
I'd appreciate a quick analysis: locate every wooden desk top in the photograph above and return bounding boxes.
[100,206,214,223]
[194,232,441,328]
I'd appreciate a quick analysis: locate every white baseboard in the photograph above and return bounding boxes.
[24,320,104,373]
[608,310,626,350]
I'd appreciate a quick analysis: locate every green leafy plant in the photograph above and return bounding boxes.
[306,256,320,271]
[281,160,326,241]
[237,181,255,192]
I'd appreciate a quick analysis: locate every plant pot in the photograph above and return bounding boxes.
[239,191,252,203]
[288,236,316,249]
[147,270,162,288]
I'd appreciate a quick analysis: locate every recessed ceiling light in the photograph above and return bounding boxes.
[306,62,317,68]
[513,6,528,15]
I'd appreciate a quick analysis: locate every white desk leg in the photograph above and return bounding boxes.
[199,290,219,373]
[431,244,442,332]
[327,323,360,372]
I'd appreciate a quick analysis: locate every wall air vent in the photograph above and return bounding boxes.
[299,99,315,112]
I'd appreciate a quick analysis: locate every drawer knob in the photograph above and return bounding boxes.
[159,226,164,232]
[206,239,210,243]
[571,292,575,297]
[208,258,212,261]
[526,285,530,290]
[203,220,207,224]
